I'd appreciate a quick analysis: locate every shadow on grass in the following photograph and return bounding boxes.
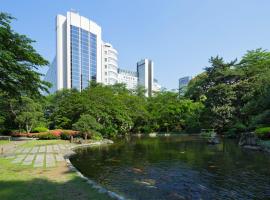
[0,176,112,200]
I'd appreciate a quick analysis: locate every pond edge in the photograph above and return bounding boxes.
[64,139,126,200]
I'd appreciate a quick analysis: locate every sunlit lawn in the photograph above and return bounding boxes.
[0,140,10,145]
[0,150,111,200]
[19,139,69,148]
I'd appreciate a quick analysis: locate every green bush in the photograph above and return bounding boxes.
[60,132,70,140]
[255,127,270,139]
[37,133,59,140]
[226,122,247,138]
[101,127,117,138]
[60,130,80,140]
[91,131,103,140]
[31,126,49,133]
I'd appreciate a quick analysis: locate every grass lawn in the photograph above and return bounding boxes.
[0,156,111,200]
[0,140,10,145]
[19,140,69,148]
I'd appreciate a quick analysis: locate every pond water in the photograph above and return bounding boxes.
[70,135,270,200]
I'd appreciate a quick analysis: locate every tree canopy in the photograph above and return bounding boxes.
[0,12,50,98]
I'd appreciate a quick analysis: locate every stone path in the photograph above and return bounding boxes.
[3,143,76,168]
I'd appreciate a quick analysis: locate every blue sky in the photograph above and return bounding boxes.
[2,0,270,89]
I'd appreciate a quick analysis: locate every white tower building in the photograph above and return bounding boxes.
[137,59,154,97]
[45,11,102,92]
[45,11,161,96]
[102,43,118,85]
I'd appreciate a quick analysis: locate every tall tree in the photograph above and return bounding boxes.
[0,13,50,98]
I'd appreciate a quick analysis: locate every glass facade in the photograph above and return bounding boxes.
[70,25,97,90]
[90,33,97,81]
[81,29,89,89]
[70,26,80,90]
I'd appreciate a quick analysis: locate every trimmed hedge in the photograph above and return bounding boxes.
[31,127,49,133]
[37,133,60,140]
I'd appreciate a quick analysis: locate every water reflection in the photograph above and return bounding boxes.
[70,135,270,200]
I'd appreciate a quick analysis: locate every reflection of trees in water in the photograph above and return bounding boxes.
[71,136,270,200]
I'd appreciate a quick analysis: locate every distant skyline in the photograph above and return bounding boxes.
[2,0,270,89]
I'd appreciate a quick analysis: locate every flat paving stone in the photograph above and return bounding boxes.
[52,145,60,152]
[30,147,39,153]
[39,146,46,153]
[16,148,24,154]
[47,145,53,153]
[22,148,31,154]
[55,154,65,162]
[46,154,55,167]
[12,154,26,164]
[22,154,35,165]
[34,154,44,168]
[59,144,66,150]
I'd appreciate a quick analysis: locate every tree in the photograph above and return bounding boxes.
[0,12,50,98]
[15,97,45,133]
[72,114,102,138]
[186,49,270,135]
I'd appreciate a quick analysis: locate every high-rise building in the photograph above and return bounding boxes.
[117,68,138,90]
[137,59,154,97]
[45,11,161,96]
[178,76,192,95]
[102,43,118,85]
[45,11,102,92]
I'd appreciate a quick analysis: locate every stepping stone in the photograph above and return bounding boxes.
[31,147,39,154]
[12,154,26,164]
[39,146,46,153]
[34,154,44,168]
[55,154,65,162]
[47,145,53,153]
[46,154,56,168]
[53,145,60,152]
[59,144,66,150]
[22,148,31,153]
[22,154,35,165]
[16,148,24,154]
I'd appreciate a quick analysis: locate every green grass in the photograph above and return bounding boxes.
[19,140,68,148]
[0,158,111,200]
[0,140,10,145]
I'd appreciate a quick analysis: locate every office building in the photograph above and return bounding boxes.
[45,11,161,95]
[137,59,154,97]
[178,76,192,95]
[102,43,118,85]
[45,11,102,92]
[117,69,138,90]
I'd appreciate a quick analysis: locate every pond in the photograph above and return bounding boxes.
[70,135,270,200]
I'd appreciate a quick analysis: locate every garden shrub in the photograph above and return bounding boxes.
[91,131,103,140]
[49,129,63,137]
[226,122,247,138]
[37,133,59,140]
[255,127,270,139]
[101,127,117,138]
[60,130,80,140]
[31,126,48,133]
